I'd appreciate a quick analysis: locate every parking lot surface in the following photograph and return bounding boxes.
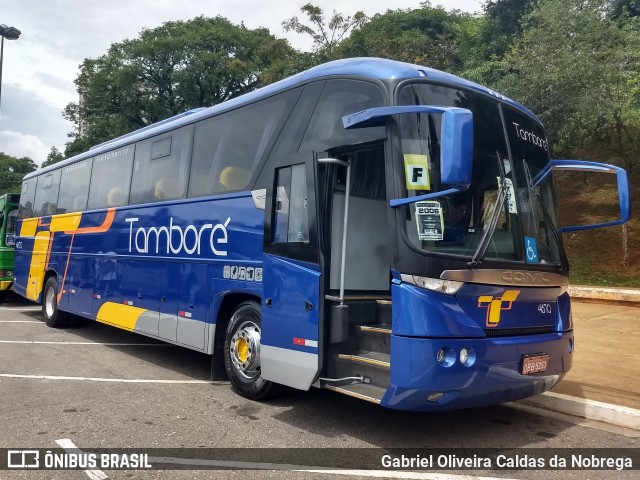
[0,296,637,480]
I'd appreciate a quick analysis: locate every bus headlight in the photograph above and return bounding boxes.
[437,347,456,367]
[400,274,464,295]
[459,347,476,366]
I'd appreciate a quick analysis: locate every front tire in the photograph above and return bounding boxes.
[42,277,71,328]
[223,301,281,400]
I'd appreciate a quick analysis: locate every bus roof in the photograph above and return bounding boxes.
[30,57,541,180]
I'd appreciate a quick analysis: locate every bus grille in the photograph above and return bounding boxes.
[483,326,556,337]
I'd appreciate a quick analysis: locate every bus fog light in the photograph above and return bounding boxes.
[427,392,444,402]
[436,347,456,367]
[568,338,574,353]
[459,347,476,367]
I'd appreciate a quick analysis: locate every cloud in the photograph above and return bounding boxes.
[0,131,51,165]
[0,83,72,161]
[1,0,483,165]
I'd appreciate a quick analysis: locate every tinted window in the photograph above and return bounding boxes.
[130,126,193,204]
[270,84,321,159]
[33,170,62,217]
[300,80,385,151]
[57,159,93,213]
[5,209,18,246]
[189,95,291,197]
[87,146,135,209]
[273,164,309,243]
[18,177,37,218]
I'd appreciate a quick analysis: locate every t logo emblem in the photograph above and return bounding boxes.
[478,290,520,328]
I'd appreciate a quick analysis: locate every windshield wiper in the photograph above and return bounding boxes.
[468,152,509,267]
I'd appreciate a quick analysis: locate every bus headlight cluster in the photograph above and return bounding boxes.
[437,347,476,367]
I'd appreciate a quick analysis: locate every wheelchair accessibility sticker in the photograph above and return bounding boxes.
[524,236,539,263]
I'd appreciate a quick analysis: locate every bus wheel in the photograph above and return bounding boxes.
[42,277,70,328]
[224,301,281,400]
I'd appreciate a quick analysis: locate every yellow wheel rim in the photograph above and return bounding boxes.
[235,337,249,364]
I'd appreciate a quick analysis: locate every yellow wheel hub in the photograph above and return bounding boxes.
[235,337,249,364]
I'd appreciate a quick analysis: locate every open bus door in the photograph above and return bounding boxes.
[260,151,324,390]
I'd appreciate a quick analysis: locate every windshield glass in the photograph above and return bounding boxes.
[397,83,562,265]
[502,107,561,264]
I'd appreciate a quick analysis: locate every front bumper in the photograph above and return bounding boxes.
[380,331,573,411]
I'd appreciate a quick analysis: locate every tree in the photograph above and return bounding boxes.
[498,0,640,266]
[497,0,640,173]
[460,1,537,85]
[282,3,367,59]
[41,147,65,168]
[0,152,37,195]
[337,3,475,74]
[64,16,296,156]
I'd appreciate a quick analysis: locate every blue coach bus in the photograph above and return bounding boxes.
[13,58,629,410]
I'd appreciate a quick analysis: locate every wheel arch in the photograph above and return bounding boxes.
[210,291,261,380]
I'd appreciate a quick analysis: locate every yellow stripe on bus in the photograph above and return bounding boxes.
[0,280,12,291]
[20,218,38,237]
[50,212,82,232]
[96,302,147,332]
[25,231,51,301]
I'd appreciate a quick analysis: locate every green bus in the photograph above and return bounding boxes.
[0,193,19,303]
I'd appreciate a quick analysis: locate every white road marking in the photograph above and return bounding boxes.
[0,306,41,311]
[55,438,108,480]
[0,340,169,346]
[0,320,43,323]
[0,373,213,384]
[148,456,514,479]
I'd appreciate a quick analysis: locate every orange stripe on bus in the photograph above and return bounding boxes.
[65,208,116,234]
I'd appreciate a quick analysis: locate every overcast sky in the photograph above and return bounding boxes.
[0,0,483,165]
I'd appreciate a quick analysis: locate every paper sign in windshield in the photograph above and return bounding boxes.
[404,154,430,190]
[415,201,443,241]
[497,177,518,214]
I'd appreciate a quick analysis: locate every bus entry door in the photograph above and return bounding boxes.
[260,152,323,390]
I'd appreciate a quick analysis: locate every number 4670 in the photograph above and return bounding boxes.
[537,303,552,314]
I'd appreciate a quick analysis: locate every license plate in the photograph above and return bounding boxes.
[521,354,548,375]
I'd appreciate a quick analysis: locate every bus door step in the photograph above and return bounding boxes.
[322,383,385,404]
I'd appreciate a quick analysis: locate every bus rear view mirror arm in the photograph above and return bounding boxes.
[534,159,630,232]
[342,105,474,207]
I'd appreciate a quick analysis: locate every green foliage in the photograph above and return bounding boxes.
[0,152,36,195]
[338,4,475,73]
[496,0,640,173]
[41,147,65,168]
[282,3,367,58]
[64,16,296,155]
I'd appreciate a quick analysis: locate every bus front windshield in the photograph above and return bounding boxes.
[398,83,562,266]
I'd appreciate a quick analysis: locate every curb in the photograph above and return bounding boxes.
[517,391,640,430]
[568,286,640,304]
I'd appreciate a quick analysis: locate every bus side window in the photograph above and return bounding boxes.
[57,159,92,213]
[130,125,193,205]
[273,164,308,244]
[189,93,293,198]
[33,170,61,217]
[18,177,37,219]
[87,146,135,210]
[300,79,385,152]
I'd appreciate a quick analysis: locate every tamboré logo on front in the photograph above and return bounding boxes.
[478,290,520,328]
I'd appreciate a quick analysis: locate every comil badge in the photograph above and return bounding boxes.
[478,290,520,328]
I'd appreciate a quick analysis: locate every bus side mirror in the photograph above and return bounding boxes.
[534,159,631,232]
[440,108,473,190]
[342,105,473,194]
